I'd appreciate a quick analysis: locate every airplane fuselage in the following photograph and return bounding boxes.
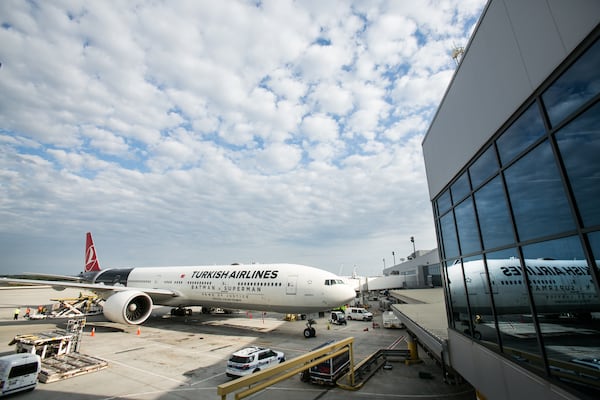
[449,259,600,315]
[88,263,356,313]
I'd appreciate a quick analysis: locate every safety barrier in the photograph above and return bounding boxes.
[217,337,355,399]
[337,348,410,390]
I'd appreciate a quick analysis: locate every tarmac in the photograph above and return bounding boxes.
[0,287,476,399]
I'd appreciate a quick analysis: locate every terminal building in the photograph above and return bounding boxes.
[418,0,600,399]
[380,249,442,289]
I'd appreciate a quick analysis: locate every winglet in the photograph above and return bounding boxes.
[85,232,101,272]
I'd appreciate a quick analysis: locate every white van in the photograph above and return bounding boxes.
[345,307,373,321]
[0,353,41,396]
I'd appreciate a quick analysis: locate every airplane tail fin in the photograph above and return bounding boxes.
[85,232,101,272]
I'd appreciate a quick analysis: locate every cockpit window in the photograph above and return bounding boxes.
[325,279,345,285]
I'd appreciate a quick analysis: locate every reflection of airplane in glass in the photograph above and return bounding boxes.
[448,258,600,316]
[2,233,356,338]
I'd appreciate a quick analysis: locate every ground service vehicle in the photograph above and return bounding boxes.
[382,311,403,328]
[226,347,285,378]
[345,307,373,321]
[329,311,347,325]
[0,353,41,397]
[300,340,350,385]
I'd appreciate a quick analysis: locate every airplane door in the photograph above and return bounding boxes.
[480,272,498,294]
[286,275,297,295]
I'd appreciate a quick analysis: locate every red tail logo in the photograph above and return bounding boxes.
[85,232,101,272]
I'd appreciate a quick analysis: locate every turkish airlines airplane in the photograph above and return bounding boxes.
[448,258,600,317]
[3,233,356,337]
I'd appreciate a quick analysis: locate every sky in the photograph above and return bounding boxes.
[0,0,486,277]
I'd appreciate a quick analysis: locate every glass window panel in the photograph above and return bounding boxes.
[587,230,600,281]
[454,197,481,255]
[469,146,499,189]
[486,248,542,372]
[504,141,575,241]
[555,101,600,227]
[463,255,499,348]
[474,176,514,250]
[542,38,600,128]
[522,237,600,392]
[496,102,546,166]
[440,212,459,260]
[451,173,470,204]
[437,189,452,215]
[446,259,468,331]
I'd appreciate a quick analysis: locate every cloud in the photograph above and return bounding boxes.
[300,114,340,143]
[0,0,486,276]
[308,82,354,116]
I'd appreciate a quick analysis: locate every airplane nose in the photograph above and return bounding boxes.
[342,285,356,303]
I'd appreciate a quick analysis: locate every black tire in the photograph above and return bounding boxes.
[303,328,312,338]
[300,370,310,382]
[310,327,316,337]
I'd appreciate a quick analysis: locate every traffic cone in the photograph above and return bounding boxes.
[136,327,141,336]
[90,327,95,337]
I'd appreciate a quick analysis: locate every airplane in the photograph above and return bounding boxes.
[448,258,600,319]
[2,232,356,338]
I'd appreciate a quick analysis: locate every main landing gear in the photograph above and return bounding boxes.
[303,319,317,338]
[170,307,192,316]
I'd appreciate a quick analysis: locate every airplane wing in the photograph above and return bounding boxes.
[21,272,85,282]
[0,277,181,304]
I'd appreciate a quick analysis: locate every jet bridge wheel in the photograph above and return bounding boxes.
[303,319,317,338]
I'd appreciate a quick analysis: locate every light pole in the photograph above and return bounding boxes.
[392,251,396,265]
[383,258,386,269]
[410,236,416,258]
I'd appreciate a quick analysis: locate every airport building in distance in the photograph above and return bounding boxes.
[422,0,600,399]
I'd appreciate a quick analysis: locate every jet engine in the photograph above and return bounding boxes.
[103,291,153,325]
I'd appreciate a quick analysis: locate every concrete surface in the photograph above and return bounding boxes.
[0,287,475,399]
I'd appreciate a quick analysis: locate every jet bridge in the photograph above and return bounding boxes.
[388,289,462,383]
